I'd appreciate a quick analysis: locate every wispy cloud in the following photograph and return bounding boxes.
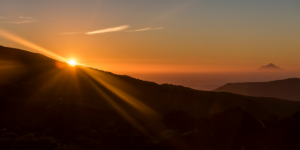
[126,27,151,32]
[86,25,129,35]
[0,16,38,24]
[61,25,165,35]
[10,20,38,24]
[126,27,165,32]
[152,27,165,30]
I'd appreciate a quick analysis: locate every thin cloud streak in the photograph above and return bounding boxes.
[126,27,165,32]
[126,27,151,32]
[10,20,38,24]
[86,25,129,35]
[153,27,165,30]
[62,26,164,35]
[0,16,38,24]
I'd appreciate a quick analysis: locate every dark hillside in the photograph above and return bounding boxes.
[1,46,300,150]
[214,78,300,101]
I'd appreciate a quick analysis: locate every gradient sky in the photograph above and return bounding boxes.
[0,0,299,73]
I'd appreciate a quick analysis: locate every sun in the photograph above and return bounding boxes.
[67,60,77,66]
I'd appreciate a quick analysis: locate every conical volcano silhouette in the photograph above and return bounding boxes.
[257,63,284,71]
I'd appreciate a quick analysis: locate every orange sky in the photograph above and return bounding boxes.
[0,0,299,73]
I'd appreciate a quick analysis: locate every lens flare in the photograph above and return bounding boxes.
[68,60,77,66]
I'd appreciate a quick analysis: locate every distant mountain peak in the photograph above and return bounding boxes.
[257,63,284,71]
[266,63,275,66]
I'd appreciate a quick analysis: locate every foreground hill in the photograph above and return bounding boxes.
[1,45,300,150]
[214,78,300,101]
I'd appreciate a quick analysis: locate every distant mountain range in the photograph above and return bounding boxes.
[214,78,300,101]
[1,45,300,149]
[257,63,284,71]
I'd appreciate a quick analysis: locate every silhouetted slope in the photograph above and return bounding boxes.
[214,78,300,101]
[257,63,284,71]
[1,45,300,150]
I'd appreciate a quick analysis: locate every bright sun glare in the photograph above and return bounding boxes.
[67,60,77,66]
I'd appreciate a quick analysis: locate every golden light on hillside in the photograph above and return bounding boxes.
[67,60,77,66]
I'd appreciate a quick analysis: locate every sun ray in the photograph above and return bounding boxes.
[81,67,160,118]
[0,29,67,62]
[84,75,151,135]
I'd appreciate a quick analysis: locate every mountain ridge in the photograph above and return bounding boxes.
[1,45,300,149]
[257,63,284,71]
[1,45,299,117]
[214,78,300,101]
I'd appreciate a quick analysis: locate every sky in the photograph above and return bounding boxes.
[0,0,299,73]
